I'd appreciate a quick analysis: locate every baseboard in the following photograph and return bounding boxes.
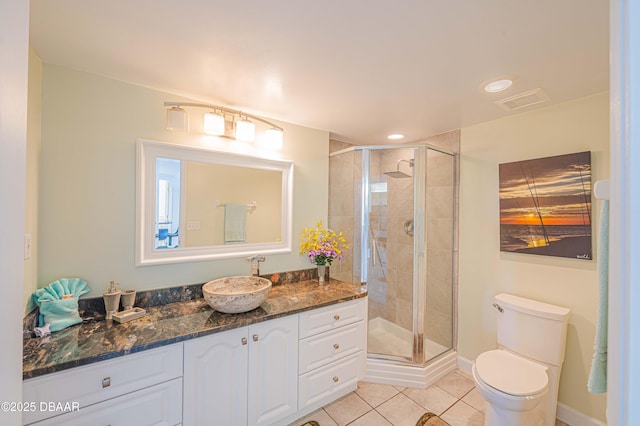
[363,351,457,388]
[456,354,473,374]
[456,354,607,426]
[556,402,606,426]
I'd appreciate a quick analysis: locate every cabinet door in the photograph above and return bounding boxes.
[248,315,298,426]
[183,327,248,426]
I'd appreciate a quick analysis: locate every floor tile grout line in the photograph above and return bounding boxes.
[323,407,340,426]
[440,398,480,420]
[342,392,374,426]
[433,383,475,401]
[400,390,453,417]
[344,409,370,426]
[372,406,397,426]
[460,386,475,399]
[355,386,400,409]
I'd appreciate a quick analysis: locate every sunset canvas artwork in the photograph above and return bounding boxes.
[499,151,592,260]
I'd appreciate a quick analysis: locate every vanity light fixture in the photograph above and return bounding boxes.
[164,101,284,144]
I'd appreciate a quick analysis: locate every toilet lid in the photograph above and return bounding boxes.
[475,350,548,396]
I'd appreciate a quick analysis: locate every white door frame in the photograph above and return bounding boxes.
[608,0,640,424]
[0,1,29,426]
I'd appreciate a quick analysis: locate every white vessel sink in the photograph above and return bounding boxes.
[202,276,272,314]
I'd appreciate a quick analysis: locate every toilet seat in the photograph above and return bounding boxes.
[475,350,548,397]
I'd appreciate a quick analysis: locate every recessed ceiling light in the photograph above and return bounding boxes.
[387,134,404,140]
[484,79,513,93]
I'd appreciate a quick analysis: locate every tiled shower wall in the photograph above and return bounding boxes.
[328,140,359,284]
[374,147,415,331]
[424,130,460,352]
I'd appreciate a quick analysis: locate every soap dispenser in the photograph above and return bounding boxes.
[103,281,122,320]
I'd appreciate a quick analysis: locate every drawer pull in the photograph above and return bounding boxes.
[334,314,340,320]
[242,337,248,345]
[101,377,111,388]
[333,376,339,383]
[333,343,340,350]
[253,334,259,342]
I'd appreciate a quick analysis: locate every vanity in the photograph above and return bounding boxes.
[22,138,365,425]
[22,280,367,426]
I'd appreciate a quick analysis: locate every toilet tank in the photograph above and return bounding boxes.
[495,293,571,366]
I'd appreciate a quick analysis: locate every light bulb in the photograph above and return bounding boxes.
[204,112,225,135]
[265,128,284,149]
[484,79,513,93]
[166,106,189,131]
[235,118,256,141]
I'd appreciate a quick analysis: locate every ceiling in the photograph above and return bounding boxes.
[29,0,609,145]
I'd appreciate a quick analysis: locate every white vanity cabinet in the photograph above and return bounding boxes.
[183,314,299,426]
[23,296,367,426]
[22,344,183,425]
[297,298,367,411]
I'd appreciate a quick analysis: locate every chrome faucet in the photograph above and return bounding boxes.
[246,255,266,276]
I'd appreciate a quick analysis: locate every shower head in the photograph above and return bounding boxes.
[384,159,414,179]
[384,170,412,179]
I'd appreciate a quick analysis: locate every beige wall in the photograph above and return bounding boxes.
[458,92,609,421]
[24,48,42,312]
[184,163,281,246]
[35,64,329,300]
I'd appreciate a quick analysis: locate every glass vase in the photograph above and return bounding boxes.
[317,264,326,284]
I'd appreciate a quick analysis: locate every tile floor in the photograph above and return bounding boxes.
[290,370,484,426]
[290,370,570,426]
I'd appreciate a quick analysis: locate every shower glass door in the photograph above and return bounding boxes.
[364,146,424,362]
[328,142,456,366]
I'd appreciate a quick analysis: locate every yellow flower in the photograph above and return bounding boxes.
[299,221,349,266]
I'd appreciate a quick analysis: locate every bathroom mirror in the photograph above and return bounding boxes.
[136,139,293,265]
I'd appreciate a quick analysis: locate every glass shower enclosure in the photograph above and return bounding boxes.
[329,143,456,366]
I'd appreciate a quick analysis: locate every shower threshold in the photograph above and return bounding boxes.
[364,317,457,388]
[368,317,450,360]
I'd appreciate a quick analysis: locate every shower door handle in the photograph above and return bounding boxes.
[371,237,377,266]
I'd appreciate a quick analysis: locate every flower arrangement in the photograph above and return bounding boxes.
[299,221,349,266]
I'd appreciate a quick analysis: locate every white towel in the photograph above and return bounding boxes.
[588,200,608,393]
[224,204,247,243]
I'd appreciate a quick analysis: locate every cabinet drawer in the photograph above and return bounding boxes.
[299,321,365,374]
[27,378,183,426]
[299,299,366,338]
[298,352,362,410]
[23,344,183,424]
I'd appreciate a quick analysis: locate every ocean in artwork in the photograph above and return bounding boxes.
[500,224,592,259]
[499,151,592,260]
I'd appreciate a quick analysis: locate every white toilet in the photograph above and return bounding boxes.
[472,293,570,426]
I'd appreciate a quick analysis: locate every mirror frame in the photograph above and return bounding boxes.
[136,139,293,266]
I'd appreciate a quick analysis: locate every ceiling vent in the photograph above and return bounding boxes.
[494,88,549,111]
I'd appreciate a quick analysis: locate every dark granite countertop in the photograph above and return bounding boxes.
[23,279,367,380]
